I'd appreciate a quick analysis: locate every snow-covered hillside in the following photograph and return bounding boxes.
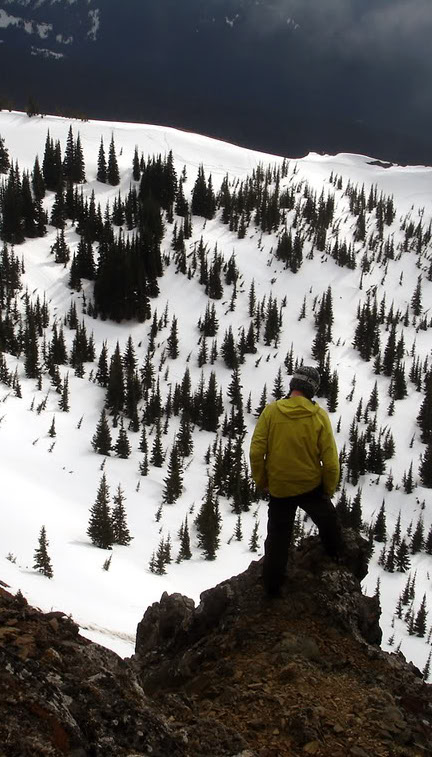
[0,111,431,675]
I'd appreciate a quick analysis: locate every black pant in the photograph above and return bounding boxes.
[262,487,344,594]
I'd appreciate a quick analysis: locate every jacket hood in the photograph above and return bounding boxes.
[275,396,320,419]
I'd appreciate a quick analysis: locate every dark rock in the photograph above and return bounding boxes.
[2,528,432,757]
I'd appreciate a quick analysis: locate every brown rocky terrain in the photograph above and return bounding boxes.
[1,530,431,756]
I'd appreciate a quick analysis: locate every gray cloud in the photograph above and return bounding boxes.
[225,0,432,69]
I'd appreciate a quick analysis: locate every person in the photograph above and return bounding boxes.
[249,365,344,596]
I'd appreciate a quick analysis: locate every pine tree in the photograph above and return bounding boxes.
[96,342,109,387]
[413,594,428,637]
[97,137,107,183]
[411,275,423,317]
[114,418,131,458]
[73,133,86,183]
[139,452,149,476]
[87,473,114,549]
[373,500,387,542]
[58,374,70,412]
[107,134,120,186]
[106,342,125,416]
[249,521,260,552]
[162,444,183,504]
[50,228,70,265]
[154,538,167,575]
[92,408,112,455]
[425,523,432,554]
[195,479,221,560]
[395,539,411,572]
[384,539,396,572]
[422,649,432,681]
[272,366,285,400]
[150,420,164,467]
[419,441,432,487]
[48,416,56,438]
[410,516,424,554]
[111,484,132,545]
[167,315,179,359]
[349,488,363,531]
[402,461,414,493]
[177,517,192,561]
[0,134,10,174]
[33,525,53,578]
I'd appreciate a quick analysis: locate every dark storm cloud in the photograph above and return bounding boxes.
[240,0,432,69]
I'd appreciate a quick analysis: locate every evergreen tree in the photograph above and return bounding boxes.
[167,315,179,359]
[395,539,411,572]
[162,444,183,504]
[410,516,424,554]
[419,441,432,487]
[107,134,120,186]
[32,154,45,200]
[87,473,114,549]
[234,514,243,541]
[106,342,125,416]
[220,326,238,369]
[150,419,164,467]
[272,366,285,400]
[176,413,194,457]
[249,521,260,552]
[33,525,53,578]
[373,500,387,542]
[96,342,109,387]
[132,145,141,181]
[48,416,56,438]
[73,133,86,183]
[384,540,396,572]
[50,228,70,264]
[422,650,432,682]
[413,594,428,637]
[195,479,221,560]
[402,461,414,493]
[0,134,10,174]
[411,275,423,317]
[97,137,107,183]
[92,408,112,455]
[154,537,168,575]
[349,488,363,531]
[114,418,131,458]
[425,523,432,554]
[111,484,132,545]
[58,374,70,412]
[139,452,149,476]
[177,516,192,561]
[63,126,75,182]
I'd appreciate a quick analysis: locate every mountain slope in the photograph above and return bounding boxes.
[0,111,431,677]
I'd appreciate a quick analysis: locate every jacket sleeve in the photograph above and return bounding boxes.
[318,410,340,496]
[249,408,269,490]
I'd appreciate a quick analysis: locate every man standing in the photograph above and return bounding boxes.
[250,365,343,596]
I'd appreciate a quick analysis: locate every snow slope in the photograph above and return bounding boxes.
[0,111,431,672]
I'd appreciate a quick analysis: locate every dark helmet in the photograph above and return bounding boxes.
[289,365,320,400]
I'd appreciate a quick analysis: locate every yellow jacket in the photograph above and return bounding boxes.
[249,396,339,497]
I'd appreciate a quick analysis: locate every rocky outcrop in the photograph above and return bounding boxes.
[133,531,432,756]
[0,584,187,756]
[1,530,431,756]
